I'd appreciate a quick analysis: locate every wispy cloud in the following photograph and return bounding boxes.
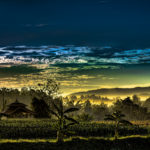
[1,45,150,65]
[25,23,48,28]
[35,24,48,27]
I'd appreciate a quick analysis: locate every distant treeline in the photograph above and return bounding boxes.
[64,95,111,101]
[63,95,150,121]
[1,86,150,121]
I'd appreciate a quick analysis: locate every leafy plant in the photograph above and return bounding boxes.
[105,110,132,139]
[49,97,79,143]
[77,113,93,122]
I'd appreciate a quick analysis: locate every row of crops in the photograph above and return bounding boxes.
[0,119,149,139]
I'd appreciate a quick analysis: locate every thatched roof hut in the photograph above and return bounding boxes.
[1,99,34,118]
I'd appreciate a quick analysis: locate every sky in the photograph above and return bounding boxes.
[0,0,150,47]
[0,0,150,95]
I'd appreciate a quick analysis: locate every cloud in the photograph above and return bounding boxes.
[113,48,150,63]
[98,0,110,4]
[2,45,150,65]
[0,64,43,77]
[25,24,48,28]
[0,45,150,94]
[35,24,48,27]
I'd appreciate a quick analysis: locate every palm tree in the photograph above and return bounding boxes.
[104,110,132,140]
[49,97,79,143]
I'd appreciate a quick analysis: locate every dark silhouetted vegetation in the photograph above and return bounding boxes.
[105,110,132,139]
[49,98,79,143]
[31,97,50,118]
[0,120,148,139]
[1,80,150,149]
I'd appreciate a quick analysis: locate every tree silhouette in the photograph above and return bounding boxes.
[0,88,9,111]
[93,103,109,120]
[84,100,92,114]
[49,97,79,143]
[33,78,59,106]
[31,97,50,118]
[105,110,132,139]
[113,97,149,120]
[132,95,141,105]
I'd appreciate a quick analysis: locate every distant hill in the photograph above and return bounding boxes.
[71,87,150,97]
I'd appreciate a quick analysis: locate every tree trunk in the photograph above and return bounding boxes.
[57,130,64,143]
[2,92,5,111]
[115,122,119,140]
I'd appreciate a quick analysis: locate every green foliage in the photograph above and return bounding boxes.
[112,97,149,120]
[105,111,132,139]
[84,100,92,114]
[92,103,109,120]
[77,113,93,122]
[65,100,83,110]
[0,88,10,111]
[49,97,79,143]
[0,119,148,139]
[31,97,50,118]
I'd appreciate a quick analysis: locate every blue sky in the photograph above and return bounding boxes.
[0,0,150,48]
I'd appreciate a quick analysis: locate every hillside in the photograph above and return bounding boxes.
[71,86,150,97]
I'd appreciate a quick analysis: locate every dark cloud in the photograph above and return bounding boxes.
[0,65,43,77]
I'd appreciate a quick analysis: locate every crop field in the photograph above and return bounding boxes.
[0,119,150,139]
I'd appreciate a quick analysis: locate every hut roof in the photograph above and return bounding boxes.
[7,99,27,107]
[2,99,34,115]
[4,107,34,115]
